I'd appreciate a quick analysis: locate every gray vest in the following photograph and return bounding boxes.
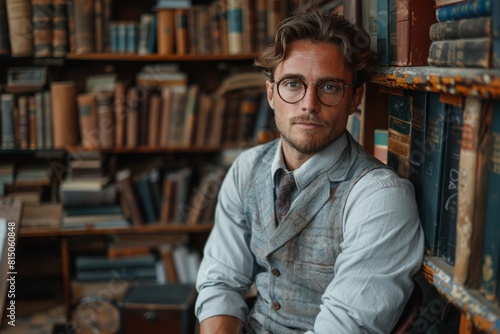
[244,133,387,334]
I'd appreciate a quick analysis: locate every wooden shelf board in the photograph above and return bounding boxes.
[423,256,500,333]
[372,66,500,99]
[19,223,213,237]
[66,53,259,62]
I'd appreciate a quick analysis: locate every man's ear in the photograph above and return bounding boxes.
[266,80,275,109]
[349,85,364,115]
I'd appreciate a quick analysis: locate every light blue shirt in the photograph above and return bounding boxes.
[196,133,424,333]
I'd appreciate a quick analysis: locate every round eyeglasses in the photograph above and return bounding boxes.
[274,77,353,106]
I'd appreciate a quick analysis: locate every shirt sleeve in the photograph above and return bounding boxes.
[308,168,425,334]
[195,151,256,324]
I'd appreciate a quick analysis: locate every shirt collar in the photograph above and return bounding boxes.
[271,132,348,190]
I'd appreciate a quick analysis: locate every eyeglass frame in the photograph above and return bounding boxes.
[273,76,354,106]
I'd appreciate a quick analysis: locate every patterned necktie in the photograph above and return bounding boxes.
[275,171,296,224]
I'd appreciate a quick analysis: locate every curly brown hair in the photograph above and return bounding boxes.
[254,9,380,87]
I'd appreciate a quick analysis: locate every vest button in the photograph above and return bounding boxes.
[271,268,280,276]
[272,301,281,310]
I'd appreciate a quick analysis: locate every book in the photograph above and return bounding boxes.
[0,0,9,55]
[454,97,490,287]
[408,90,428,222]
[66,0,76,53]
[438,101,463,266]
[254,0,267,51]
[133,172,158,224]
[266,0,286,42]
[42,90,52,149]
[126,87,139,148]
[367,0,378,52]
[436,0,492,22]
[116,169,144,226]
[393,0,436,66]
[28,96,36,149]
[75,254,157,271]
[113,81,127,148]
[373,129,388,164]
[429,16,492,41]
[427,37,492,68]
[22,203,62,229]
[1,94,15,149]
[479,100,500,302]
[158,244,178,283]
[157,8,175,55]
[376,0,389,65]
[77,93,99,149]
[147,93,161,147]
[73,0,94,54]
[493,0,500,68]
[182,84,199,146]
[51,81,78,148]
[18,95,29,149]
[94,0,103,53]
[420,93,448,256]
[34,92,44,150]
[138,13,154,55]
[95,91,114,149]
[32,0,53,58]
[227,0,243,54]
[125,21,138,54]
[387,88,412,178]
[6,0,33,57]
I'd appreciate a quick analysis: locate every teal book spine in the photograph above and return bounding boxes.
[387,91,412,178]
[388,0,397,65]
[408,91,429,216]
[376,0,389,65]
[429,17,492,41]
[421,93,448,255]
[437,104,463,266]
[134,174,158,223]
[436,0,491,22]
[480,101,500,301]
[75,254,157,271]
[427,37,492,69]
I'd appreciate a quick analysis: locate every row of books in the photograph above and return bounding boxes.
[0,66,278,151]
[385,88,500,304]
[359,0,500,68]
[0,0,302,57]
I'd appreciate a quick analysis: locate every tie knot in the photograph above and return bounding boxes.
[279,172,295,194]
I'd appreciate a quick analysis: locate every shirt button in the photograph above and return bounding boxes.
[272,301,281,310]
[271,268,280,276]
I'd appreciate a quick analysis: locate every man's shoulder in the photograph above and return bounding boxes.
[234,139,279,167]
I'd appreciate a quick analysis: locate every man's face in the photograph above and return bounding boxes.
[266,40,363,156]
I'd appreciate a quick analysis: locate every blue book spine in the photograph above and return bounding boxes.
[408,91,428,219]
[117,22,127,53]
[126,22,138,54]
[377,0,389,65]
[421,93,448,255]
[437,104,463,265]
[481,101,500,301]
[436,0,491,22]
[493,0,500,68]
[134,175,158,223]
[1,94,15,149]
[148,13,158,54]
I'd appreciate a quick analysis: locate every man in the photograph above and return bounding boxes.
[195,8,424,334]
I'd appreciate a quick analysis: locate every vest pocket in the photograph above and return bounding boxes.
[293,261,335,294]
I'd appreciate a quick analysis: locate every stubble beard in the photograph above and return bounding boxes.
[278,123,334,155]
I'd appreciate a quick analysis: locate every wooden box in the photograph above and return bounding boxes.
[121,284,196,334]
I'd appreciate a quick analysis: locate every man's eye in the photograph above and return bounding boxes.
[282,79,303,89]
[320,82,342,92]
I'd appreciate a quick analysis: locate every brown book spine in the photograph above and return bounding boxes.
[138,88,151,146]
[126,87,139,148]
[159,87,171,147]
[266,0,286,42]
[174,9,189,55]
[160,175,175,223]
[147,93,161,147]
[66,0,76,53]
[6,0,34,57]
[73,0,94,54]
[395,0,436,66]
[208,3,220,55]
[77,93,99,149]
[51,81,78,148]
[116,172,144,226]
[95,91,114,149]
[18,96,29,149]
[157,9,175,55]
[32,0,53,58]
[28,95,37,149]
[158,244,178,283]
[242,0,255,54]
[113,81,126,147]
[102,0,111,52]
[186,7,197,55]
[52,0,67,57]
[93,0,103,53]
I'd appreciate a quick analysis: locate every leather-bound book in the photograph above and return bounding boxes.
[51,81,78,148]
[6,0,33,56]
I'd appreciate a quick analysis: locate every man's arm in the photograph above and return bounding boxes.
[310,169,425,333]
[200,315,244,334]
